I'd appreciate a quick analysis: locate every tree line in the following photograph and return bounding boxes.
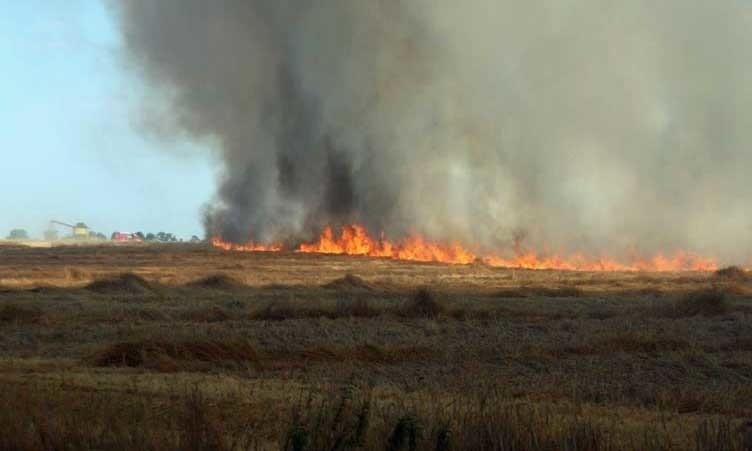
[6,229,202,243]
[131,232,202,243]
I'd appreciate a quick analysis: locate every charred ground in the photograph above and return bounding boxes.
[0,244,751,450]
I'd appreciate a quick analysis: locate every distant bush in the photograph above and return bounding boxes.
[156,232,177,242]
[6,229,28,240]
[139,232,178,242]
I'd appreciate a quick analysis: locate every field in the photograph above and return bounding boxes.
[1,243,751,450]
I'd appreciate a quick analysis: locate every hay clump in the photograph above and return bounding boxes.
[86,273,153,295]
[323,274,374,291]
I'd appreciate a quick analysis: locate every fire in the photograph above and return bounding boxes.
[210,236,283,252]
[482,251,718,272]
[298,225,391,257]
[298,225,476,264]
[211,224,720,272]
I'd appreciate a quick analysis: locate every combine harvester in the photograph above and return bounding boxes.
[49,220,91,240]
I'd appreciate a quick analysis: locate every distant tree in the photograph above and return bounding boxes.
[96,233,107,240]
[44,229,59,241]
[155,232,177,242]
[7,229,29,240]
[145,233,156,241]
[135,232,145,240]
[189,235,201,243]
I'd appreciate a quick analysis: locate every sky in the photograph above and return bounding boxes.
[0,0,216,239]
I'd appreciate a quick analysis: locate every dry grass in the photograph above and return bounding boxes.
[400,288,444,318]
[249,297,381,321]
[0,303,45,324]
[283,388,628,451]
[0,381,239,451]
[494,286,584,298]
[249,303,332,321]
[187,274,245,290]
[292,344,433,365]
[64,266,90,282]
[661,288,731,318]
[335,298,379,318]
[182,306,233,323]
[92,339,260,371]
[92,339,433,373]
[3,379,742,451]
[1,244,751,449]
[322,273,375,291]
[556,333,691,356]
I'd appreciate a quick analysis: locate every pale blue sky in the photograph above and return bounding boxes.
[0,0,216,239]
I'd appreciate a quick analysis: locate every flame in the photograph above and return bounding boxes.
[482,251,717,272]
[211,224,720,272]
[298,225,390,257]
[298,224,476,264]
[210,236,283,252]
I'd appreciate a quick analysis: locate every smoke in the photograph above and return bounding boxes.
[112,0,752,263]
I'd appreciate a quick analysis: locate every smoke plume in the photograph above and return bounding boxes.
[112,1,752,263]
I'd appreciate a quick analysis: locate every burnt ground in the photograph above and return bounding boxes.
[0,243,751,450]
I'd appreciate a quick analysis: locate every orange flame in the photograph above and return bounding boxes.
[482,251,717,272]
[210,236,283,252]
[211,224,720,272]
[298,225,476,264]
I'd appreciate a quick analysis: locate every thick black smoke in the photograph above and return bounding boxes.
[113,1,752,263]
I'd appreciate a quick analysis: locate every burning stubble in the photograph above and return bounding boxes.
[112,1,752,266]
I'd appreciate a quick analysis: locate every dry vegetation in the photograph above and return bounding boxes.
[1,244,751,450]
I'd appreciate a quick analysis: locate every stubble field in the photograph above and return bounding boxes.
[0,243,751,450]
